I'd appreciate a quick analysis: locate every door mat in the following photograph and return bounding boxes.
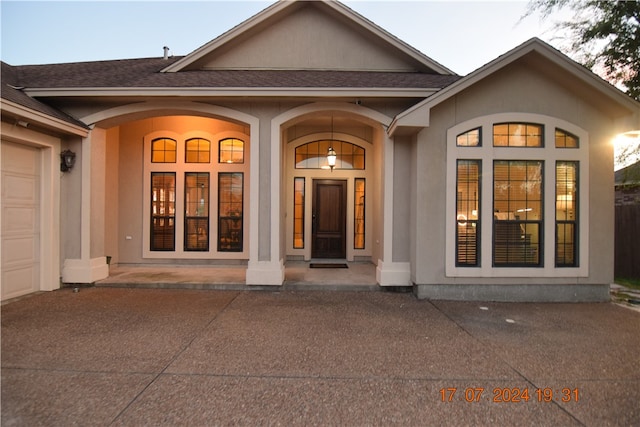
[310,263,348,269]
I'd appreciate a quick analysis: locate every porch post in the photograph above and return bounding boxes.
[245,114,285,285]
[61,128,109,283]
[376,133,411,286]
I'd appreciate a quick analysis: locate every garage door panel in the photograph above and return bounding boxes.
[1,141,41,301]
[2,206,37,235]
[2,236,38,265]
[1,142,39,174]
[2,173,37,203]
[2,266,39,300]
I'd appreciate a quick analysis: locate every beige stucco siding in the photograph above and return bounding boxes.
[192,5,422,72]
[111,116,249,265]
[392,136,412,263]
[412,62,619,286]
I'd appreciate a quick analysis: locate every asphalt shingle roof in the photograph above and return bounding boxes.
[9,57,461,89]
[1,61,88,128]
[2,57,461,129]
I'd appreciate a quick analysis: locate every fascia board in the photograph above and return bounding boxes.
[523,39,640,114]
[0,99,89,136]
[390,38,640,136]
[24,87,439,98]
[392,41,540,132]
[325,0,456,75]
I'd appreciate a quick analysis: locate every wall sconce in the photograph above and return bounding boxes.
[327,147,337,172]
[60,149,76,172]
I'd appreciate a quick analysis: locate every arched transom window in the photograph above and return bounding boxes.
[295,140,365,170]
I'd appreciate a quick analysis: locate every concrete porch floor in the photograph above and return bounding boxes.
[96,261,380,291]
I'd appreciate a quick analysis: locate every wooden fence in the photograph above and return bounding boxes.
[615,205,640,279]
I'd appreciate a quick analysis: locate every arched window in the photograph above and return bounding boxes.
[219,138,244,164]
[447,114,588,277]
[493,123,543,147]
[144,132,248,257]
[151,138,177,163]
[295,140,365,169]
[555,129,579,148]
[456,128,481,147]
[185,138,211,163]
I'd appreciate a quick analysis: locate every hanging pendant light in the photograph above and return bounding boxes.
[327,146,337,171]
[327,115,336,172]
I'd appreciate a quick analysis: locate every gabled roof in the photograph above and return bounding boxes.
[1,61,89,134]
[13,58,459,90]
[161,0,454,75]
[5,0,462,100]
[390,38,640,134]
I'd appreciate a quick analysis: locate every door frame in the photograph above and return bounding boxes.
[312,179,347,259]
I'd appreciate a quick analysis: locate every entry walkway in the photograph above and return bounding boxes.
[2,288,639,425]
[96,261,379,291]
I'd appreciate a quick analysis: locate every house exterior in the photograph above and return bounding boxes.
[2,0,639,302]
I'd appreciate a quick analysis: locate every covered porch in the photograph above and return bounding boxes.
[95,261,379,291]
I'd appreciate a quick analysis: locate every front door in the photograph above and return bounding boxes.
[312,180,346,259]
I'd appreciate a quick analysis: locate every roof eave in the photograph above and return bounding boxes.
[389,38,640,136]
[0,98,90,137]
[24,87,441,98]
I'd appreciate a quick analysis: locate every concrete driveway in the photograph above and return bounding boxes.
[2,287,639,426]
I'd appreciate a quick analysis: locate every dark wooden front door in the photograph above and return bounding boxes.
[312,180,346,259]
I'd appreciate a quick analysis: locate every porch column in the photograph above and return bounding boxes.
[62,128,109,283]
[245,112,285,285]
[376,133,411,286]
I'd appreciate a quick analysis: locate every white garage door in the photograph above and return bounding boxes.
[1,141,40,301]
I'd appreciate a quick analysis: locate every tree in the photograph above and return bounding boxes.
[526,0,640,100]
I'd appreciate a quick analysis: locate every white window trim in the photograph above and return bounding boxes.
[445,113,589,278]
[142,130,250,259]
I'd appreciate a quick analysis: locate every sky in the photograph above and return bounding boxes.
[1,0,637,166]
[0,0,560,75]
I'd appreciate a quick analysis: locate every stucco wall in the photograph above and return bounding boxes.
[392,136,411,262]
[193,5,422,72]
[412,61,619,286]
[112,116,247,265]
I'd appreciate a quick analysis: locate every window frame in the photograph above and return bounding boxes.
[455,160,481,266]
[293,177,305,249]
[218,172,244,252]
[445,113,589,278]
[142,130,249,260]
[456,127,482,147]
[184,172,210,251]
[219,138,245,164]
[185,138,211,163]
[493,122,544,148]
[492,160,544,267]
[555,161,579,267]
[150,172,176,251]
[354,178,366,250]
[295,140,365,170]
[151,137,177,163]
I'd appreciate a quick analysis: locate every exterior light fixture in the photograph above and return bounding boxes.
[60,149,76,172]
[327,146,337,171]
